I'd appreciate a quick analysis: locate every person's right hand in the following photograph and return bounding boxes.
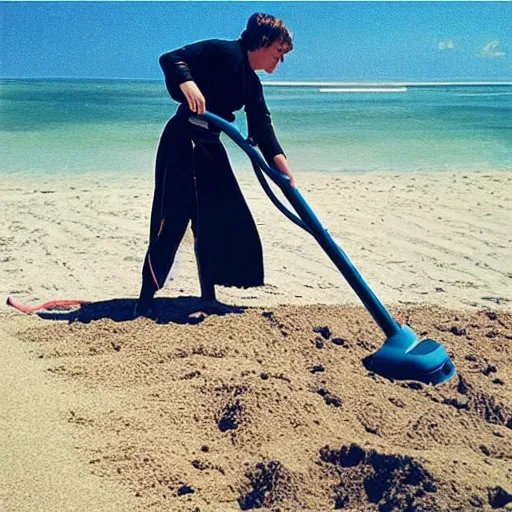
[179,80,206,115]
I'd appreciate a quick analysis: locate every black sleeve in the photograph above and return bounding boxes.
[244,74,285,166]
[159,41,210,103]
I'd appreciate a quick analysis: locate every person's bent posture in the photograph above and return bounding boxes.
[136,13,295,316]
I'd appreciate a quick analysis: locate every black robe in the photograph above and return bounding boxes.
[143,39,284,292]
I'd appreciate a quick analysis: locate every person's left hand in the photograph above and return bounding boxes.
[273,154,296,187]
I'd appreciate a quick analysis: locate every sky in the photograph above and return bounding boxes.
[1,1,511,82]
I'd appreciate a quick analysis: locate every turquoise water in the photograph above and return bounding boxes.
[1,79,511,175]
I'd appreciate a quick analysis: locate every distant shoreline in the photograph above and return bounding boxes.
[1,77,512,88]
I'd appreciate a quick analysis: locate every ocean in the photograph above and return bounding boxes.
[1,79,511,176]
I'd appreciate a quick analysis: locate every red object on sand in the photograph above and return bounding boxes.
[6,296,91,314]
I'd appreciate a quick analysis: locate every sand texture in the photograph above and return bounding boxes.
[0,326,139,512]
[2,304,512,511]
[1,169,511,511]
[1,170,511,310]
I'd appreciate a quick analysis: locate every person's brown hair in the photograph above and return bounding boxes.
[240,13,293,52]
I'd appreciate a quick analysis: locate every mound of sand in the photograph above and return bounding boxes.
[10,301,512,511]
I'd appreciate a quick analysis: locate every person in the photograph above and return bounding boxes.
[135,12,295,316]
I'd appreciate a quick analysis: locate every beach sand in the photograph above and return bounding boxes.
[1,169,511,310]
[1,169,511,511]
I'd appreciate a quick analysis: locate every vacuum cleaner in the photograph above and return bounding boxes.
[191,111,456,386]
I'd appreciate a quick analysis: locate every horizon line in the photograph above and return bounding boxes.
[1,77,512,87]
[263,80,512,87]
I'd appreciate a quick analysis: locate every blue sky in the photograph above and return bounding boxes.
[1,1,511,81]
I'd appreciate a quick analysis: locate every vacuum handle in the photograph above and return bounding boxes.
[194,111,401,338]
[280,184,401,338]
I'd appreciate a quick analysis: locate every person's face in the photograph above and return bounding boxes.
[260,41,290,73]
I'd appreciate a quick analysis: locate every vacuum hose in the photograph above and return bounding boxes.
[192,111,401,339]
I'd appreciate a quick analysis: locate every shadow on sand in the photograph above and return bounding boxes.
[37,296,246,325]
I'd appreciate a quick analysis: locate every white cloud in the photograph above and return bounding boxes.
[438,40,455,51]
[480,41,505,58]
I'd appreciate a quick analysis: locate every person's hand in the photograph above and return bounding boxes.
[273,154,296,188]
[179,80,206,115]
[279,167,296,188]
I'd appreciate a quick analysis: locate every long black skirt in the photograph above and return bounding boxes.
[141,114,264,295]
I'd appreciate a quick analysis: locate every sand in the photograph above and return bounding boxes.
[1,169,511,310]
[0,326,138,512]
[1,169,511,511]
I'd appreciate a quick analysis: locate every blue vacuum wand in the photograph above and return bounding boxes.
[191,112,456,385]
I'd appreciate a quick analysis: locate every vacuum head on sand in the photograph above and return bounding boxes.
[364,325,456,385]
[195,112,456,386]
